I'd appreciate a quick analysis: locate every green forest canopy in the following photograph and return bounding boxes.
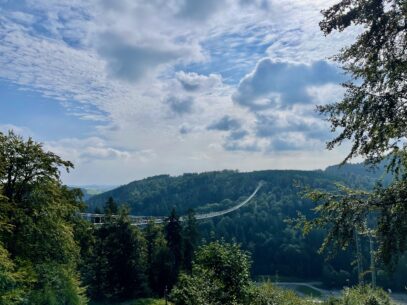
[85,163,406,290]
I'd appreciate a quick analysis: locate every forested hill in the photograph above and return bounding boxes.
[85,163,384,216]
[84,163,406,289]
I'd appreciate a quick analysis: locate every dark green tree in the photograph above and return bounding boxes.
[86,206,149,302]
[319,0,407,165]
[144,220,172,296]
[104,196,118,214]
[0,240,30,305]
[303,0,407,267]
[0,131,87,304]
[170,241,251,305]
[165,208,183,289]
[94,206,102,214]
[182,209,199,272]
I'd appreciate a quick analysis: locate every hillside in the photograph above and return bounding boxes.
[85,163,383,216]
[79,185,118,201]
[84,163,407,291]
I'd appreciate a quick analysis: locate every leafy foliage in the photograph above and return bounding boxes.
[170,241,251,305]
[323,285,396,305]
[182,209,199,272]
[0,131,87,304]
[143,221,171,296]
[302,0,407,268]
[165,209,183,289]
[250,283,314,305]
[86,165,406,289]
[84,205,149,302]
[0,243,32,305]
[299,184,371,255]
[319,0,407,167]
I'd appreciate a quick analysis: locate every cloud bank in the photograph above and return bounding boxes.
[0,0,357,184]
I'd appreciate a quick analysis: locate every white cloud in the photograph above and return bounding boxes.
[94,31,202,82]
[306,83,345,105]
[207,115,242,131]
[176,71,223,92]
[164,95,195,116]
[44,137,132,163]
[233,58,344,110]
[0,0,358,184]
[0,124,34,138]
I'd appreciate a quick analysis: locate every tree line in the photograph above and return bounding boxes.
[1,0,406,302]
[80,198,201,302]
[86,166,407,290]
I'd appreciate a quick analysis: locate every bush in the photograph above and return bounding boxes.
[323,286,394,305]
[250,283,314,305]
[170,271,224,305]
[170,241,251,305]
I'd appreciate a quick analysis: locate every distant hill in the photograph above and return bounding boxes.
[84,162,406,290]
[325,161,393,187]
[71,185,118,201]
[85,162,386,215]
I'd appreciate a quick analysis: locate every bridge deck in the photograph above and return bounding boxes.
[80,182,263,226]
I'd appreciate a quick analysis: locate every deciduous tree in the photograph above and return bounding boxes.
[304,0,407,267]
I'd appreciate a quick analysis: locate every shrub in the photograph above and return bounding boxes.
[323,286,394,305]
[170,241,251,305]
[250,283,314,305]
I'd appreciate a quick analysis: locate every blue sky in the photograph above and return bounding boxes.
[0,0,358,185]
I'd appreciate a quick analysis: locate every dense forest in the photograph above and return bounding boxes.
[86,165,407,291]
[86,165,383,215]
[1,0,406,303]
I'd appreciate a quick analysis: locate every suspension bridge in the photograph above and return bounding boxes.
[80,181,264,226]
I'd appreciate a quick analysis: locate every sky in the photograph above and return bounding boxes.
[0,0,359,185]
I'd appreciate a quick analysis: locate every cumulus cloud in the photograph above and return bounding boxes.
[268,133,321,152]
[95,31,202,82]
[306,83,345,105]
[165,95,195,116]
[0,124,34,138]
[224,141,260,152]
[97,34,179,82]
[0,0,358,183]
[90,0,207,83]
[176,71,223,92]
[218,57,346,153]
[45,137,132,163]
[179,123,192,134]
[255,112,328,140]
[207,115,242,131]
[228,129,248,140]
[233,58,344,110]
[218,110,330,153]
[176,0,227,21]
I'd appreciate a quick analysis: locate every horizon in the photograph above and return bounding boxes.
[0,0,359,185]
[71,160,366,188]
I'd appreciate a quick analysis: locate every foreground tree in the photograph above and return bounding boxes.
[0,242,30,305]
[104,196,118,214]
[319,0,406,164]
[182,209,199,272]
[170,241,251,305]
[303,0,407,267]
[165,208,183,289]
[85,207,149,302]
[0,131,87,304]
[144,220,172,296]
